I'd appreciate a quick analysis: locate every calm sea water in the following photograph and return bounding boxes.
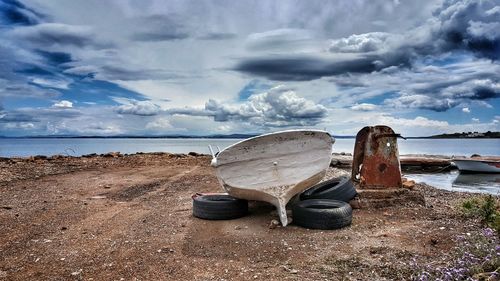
[0,138,498,157]
[406,171,500,195]
[1,137,499,194]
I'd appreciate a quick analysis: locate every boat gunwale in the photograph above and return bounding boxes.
[213,129,334,165]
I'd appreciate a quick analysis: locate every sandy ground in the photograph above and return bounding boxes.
[0,153,484,280]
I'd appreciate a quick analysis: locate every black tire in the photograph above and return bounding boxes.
[292,199,352,230]
[192,194,248,220]
[300,177,357,202]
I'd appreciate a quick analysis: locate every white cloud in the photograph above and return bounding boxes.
[472,118,480,122]
[31,78,71,90]
[350,103,377,111]
[1,0,499,137]
[378,116,449,128]
[384,94,459,112]
[462,107,470,113]
[329,32,396,53]
[145,117,174,130]
[115,100,161,116]
[169,85,327,127]
[246,28,319,52]
[52,100,73,108]
[4,122,35,129]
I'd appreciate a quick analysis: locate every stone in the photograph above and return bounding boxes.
[402,180,416,189]
[269,220,280,229]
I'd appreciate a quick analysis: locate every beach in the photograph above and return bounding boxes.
[0,153,493,280]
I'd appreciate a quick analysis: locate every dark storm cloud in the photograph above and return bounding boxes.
[197,32,237,40]
[234,53,411,81]
[131,31,189,41]
[35,50,73,66]
[471,87,500,99]
[130,15,238,42]
[384,94,461,112]
[0,0,43,26]
[9,23,112,49]
[434,0,500,59]
[0,82,61,99]
[383,74,500,111]
[235,0,500,81]
[130,15,189,42]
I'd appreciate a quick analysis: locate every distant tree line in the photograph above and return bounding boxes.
[428,131,500,138]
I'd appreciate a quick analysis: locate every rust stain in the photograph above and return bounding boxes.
[351,125,402,189]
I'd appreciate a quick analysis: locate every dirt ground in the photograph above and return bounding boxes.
[0,153,484,280]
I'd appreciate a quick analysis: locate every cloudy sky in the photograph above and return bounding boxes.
[0,0,499,137]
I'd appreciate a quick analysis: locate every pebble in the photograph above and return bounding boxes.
[269,220,280,229]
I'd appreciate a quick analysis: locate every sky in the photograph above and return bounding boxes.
[0,0,499,137]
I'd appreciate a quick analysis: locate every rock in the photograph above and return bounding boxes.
[102,152,122,158]
[269,219,280,229]
[33,155,47,160]
[188,152,200,156]
[82,153,97,158]
[234,225,241,230]
[402,180,415,189]
[50,154,66,160]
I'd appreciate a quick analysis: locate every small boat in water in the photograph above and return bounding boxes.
[453,157,500,174]
[210,130,334,226]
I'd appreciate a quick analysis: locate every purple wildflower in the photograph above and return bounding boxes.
[483,228,495,237]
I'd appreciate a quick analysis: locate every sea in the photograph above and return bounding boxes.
[1,137,499,194]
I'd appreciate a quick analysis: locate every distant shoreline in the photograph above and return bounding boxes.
[0,135,498,139]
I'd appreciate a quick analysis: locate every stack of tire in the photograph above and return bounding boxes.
[294,177,357,230]
[191,177,357,230]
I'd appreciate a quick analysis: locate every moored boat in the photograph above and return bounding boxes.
[210,130,334,226]
[453,157,500,174]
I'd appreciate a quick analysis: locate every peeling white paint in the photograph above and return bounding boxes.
[212,130,334,226]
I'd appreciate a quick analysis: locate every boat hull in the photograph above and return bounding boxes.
[211,130,334,226]
[453,159,500,174]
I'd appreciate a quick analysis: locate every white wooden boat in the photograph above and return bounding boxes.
[453,157,500,174]
[210,130,334,226]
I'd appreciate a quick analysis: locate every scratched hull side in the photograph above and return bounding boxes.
[215,130,333,190]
